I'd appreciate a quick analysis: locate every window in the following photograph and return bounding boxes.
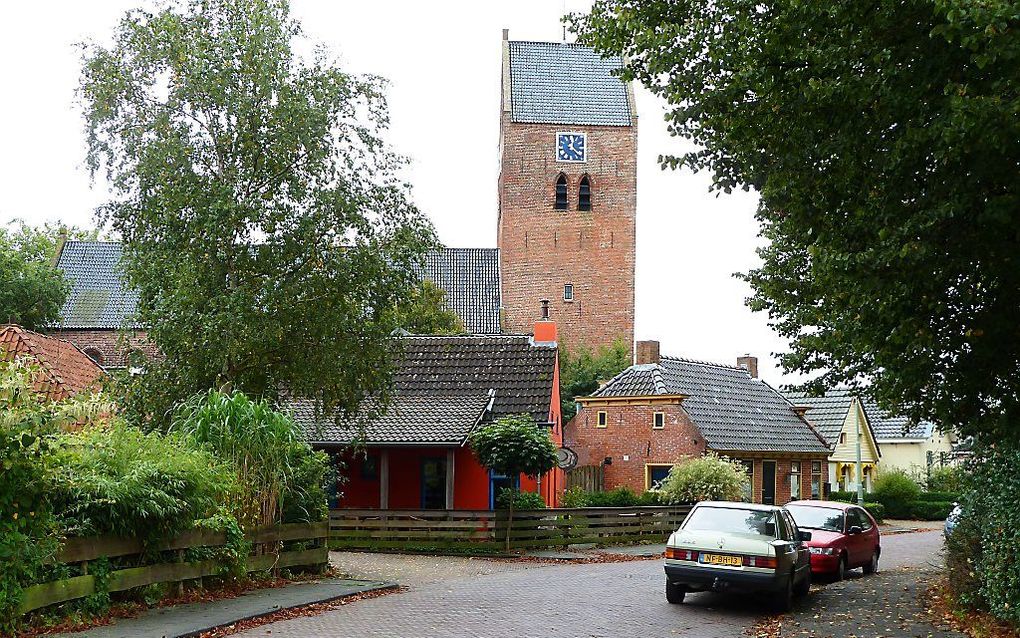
[684,506,777,537]
[839,432,847,445]
[811,461,823,499]
[563,283,574,301]
[652,412,665,429]
[853,507,874,531]
[596,411,607,428]
[83,347,104,366]
[790,461,802,501]
[578,175,592,211]
[738,460,754,502]
[786,504,844,532]
[554,173,568,210]
[646,464,673,490]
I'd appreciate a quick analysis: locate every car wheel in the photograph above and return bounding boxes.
[863,549,880,575]
[772,573,794,612]
[835,554,847,581]
[794,567,811,596]
[665,578,686,604]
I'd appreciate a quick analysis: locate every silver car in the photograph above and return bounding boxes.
[664,501,813,610]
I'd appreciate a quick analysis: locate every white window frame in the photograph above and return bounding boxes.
[652,412,665,429]
[789,461,802,501]
[563,283,574,302]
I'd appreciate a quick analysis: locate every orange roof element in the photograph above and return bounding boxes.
[0,324,107,401]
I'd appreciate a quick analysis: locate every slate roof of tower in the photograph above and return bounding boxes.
[290,335,558,445]
[508,40,633,126]
[589,357,829,453]
[0,324,106,401]
[784,389,933,441]
[54,241,501,334]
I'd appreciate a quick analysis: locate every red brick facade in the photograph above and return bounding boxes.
[497,120,636,353]
[46,329,158,369]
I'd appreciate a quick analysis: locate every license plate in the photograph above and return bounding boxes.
[700,553,741,567]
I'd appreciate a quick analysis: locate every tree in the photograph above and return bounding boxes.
[469,414,558,551]
[389,280,464,335]
[560,339,631,421]
[80,0,436,427]
[0,221,94,330]
[657,453,749,504]
[572,2,1020,444]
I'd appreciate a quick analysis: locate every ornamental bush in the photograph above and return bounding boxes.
[908,500,954,521]
[872,469,921,518]
[862,502,885,523]
[658,453,749,504]
[496,488,546,510]
[559,487,661,507]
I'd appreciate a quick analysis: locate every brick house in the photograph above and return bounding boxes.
[566,341,830,505]
[287,318,563,510]
[0,324,106,401]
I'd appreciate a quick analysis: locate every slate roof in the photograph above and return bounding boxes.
[290,335,558,446]
[508,40,633,127]
[53,242,501,334]
[589,357,830,454]
[784,389,933,441]
[0,324,106,401]
[416,248,500,334]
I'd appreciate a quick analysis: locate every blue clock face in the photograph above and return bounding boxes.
[557,133,586,162]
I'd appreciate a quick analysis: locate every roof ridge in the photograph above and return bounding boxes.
[509,39,598,48]
[661,355,746,372]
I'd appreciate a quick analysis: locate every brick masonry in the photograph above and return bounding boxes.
[47,328,158,369]
[497,116,636,354]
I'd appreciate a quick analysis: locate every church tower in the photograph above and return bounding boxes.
[498,33,637,355]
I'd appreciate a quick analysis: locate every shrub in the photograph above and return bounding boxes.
[909,500,954,521]
[926,466,964,493]
[862,502,885,523]
[828,490,859,503]
[872,469,921,518]
[915,491,960,503]
[560,487,589,508]
[946,508,984,611]
[658,453,749,504]
[496,488,546,510]
[637,490,662,506]
[559,488,662,508]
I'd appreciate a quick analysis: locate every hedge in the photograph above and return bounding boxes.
[863,502,885,523]
[914,491,959,503]
[829,491,858,503]
[909,500,955,521]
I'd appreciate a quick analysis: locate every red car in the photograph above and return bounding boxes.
[785,500,881,580]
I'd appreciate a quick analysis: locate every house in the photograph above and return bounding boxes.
[0,324,106,401]
[288,314,563,510]
[785,389,956,485]
[567,341,830,505]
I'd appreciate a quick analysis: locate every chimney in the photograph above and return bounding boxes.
[533,299,557,345]
[502,28,509,41]
[636,340,660,365]
[737,355,758,378]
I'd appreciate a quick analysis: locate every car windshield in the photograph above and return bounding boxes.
[786,504,845,532]
[682,506,779,537]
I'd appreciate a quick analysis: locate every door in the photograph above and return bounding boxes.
[420,457,447,509]
[761,460,777,505]
[846,508,873,566]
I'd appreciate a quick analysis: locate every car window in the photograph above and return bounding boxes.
[851,508,872,530]
[782,511,800,540]
[683,507,779,537]
[786,504,846,533]
[775,511,791,540]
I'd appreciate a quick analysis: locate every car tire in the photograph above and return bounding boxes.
[794,567,811,597]
[772,574,794,612]
[835,554,847,581]
[863,549,879,575]
[665,578,686,604]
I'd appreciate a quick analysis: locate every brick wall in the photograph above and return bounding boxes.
[497,117,636,355]
[48,328,158,369]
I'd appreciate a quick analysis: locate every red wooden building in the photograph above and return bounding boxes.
[289,319,563,510]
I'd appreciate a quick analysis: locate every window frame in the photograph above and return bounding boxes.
[652,411,665,429]
[645,464,674,491]
[596,410,608,428]
[554,173,569,210]
[563,283,574,302]
[578,174,592,211]
[789,460,802,501]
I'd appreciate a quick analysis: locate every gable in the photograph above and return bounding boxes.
[0,325,106,401]
[830,399,881,462]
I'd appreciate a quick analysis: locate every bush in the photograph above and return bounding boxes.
[909,500,954,521]
[915,491,960,503]
[872,469,921,518]
[560,487,589,508]
[828,490,859,503]
[637,490,662,506]
[559,487,661,508]
[658,453,749,504]
[496,488,546,510]
[862,502,885,523]
[926,466,963,493]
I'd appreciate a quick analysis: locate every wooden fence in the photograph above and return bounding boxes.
[565,465,604,492]
[329,506,690,553]
[20,521,329,616]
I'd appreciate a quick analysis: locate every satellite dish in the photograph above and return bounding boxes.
[556,446,578,470]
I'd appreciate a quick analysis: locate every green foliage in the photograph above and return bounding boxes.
[946,506,984,611]
[496,488,546,511]
[560,487,589,509]
[389,280,464,335]
[872,470,922,519]
[926,466,964,494]
[828,491,859,503]
[49,423,235,540]
[861,503,885,524]
[559,340,631,421]
[172,390,329,529]
[909,500,955,521]
[469,414,558,481]
[0,221,81,330]
[915,491,960,503]
[80,0,436,428]
[561,487,662,508]
[658,453,749,504]
[573,1,1020,446]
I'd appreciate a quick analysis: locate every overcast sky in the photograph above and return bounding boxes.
[0,0,803,385]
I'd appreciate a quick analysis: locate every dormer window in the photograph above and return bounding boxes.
[554,173,568,210]
[578,175,592,211]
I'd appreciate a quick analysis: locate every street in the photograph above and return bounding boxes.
[234,531,957,638]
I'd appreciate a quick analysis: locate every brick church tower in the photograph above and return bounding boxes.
[497,33,637,355]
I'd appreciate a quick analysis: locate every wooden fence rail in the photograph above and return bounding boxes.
[329,506,691,552]
[20,521,329,616]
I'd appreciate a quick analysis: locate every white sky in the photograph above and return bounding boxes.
[0,0,802,385]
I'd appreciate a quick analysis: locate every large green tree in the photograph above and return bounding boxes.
[80,0,436,426]
[559,339,631,421]
[573,1,1020,443]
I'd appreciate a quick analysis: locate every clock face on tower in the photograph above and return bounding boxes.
[556,132,586,162]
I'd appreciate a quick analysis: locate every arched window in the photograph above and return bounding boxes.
[578,175,592,211]
[554,173,568,210]
[83,347,104,366]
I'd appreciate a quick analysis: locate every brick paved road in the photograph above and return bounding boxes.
[235,531,947,638]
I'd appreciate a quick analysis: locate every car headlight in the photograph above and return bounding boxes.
[809,547,837,555]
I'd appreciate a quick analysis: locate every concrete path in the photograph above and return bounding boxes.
[58,578,394,638]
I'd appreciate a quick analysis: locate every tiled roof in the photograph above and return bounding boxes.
[591,357,829,454]
[53,242,501,334]
[0,324,106,401]
[416,248,501,334]
[508,41,633,126]
[54,241,139,329]
[785,389,932,441]
[289,335,558,445]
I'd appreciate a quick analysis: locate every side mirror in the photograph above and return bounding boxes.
[848,525,862,535]
[798,530,812,542]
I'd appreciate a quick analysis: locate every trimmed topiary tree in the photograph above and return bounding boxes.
[658,453,749,504]
[469,414,557,552]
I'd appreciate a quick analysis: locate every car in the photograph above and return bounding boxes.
[664,501,812,611]
[785,500,881,581]
[944,503,962,538]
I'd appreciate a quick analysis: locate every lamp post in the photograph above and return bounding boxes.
[856,411,865,505]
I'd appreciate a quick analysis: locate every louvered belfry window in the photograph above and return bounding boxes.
[578,175,592,211]
[554,173,568,210]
